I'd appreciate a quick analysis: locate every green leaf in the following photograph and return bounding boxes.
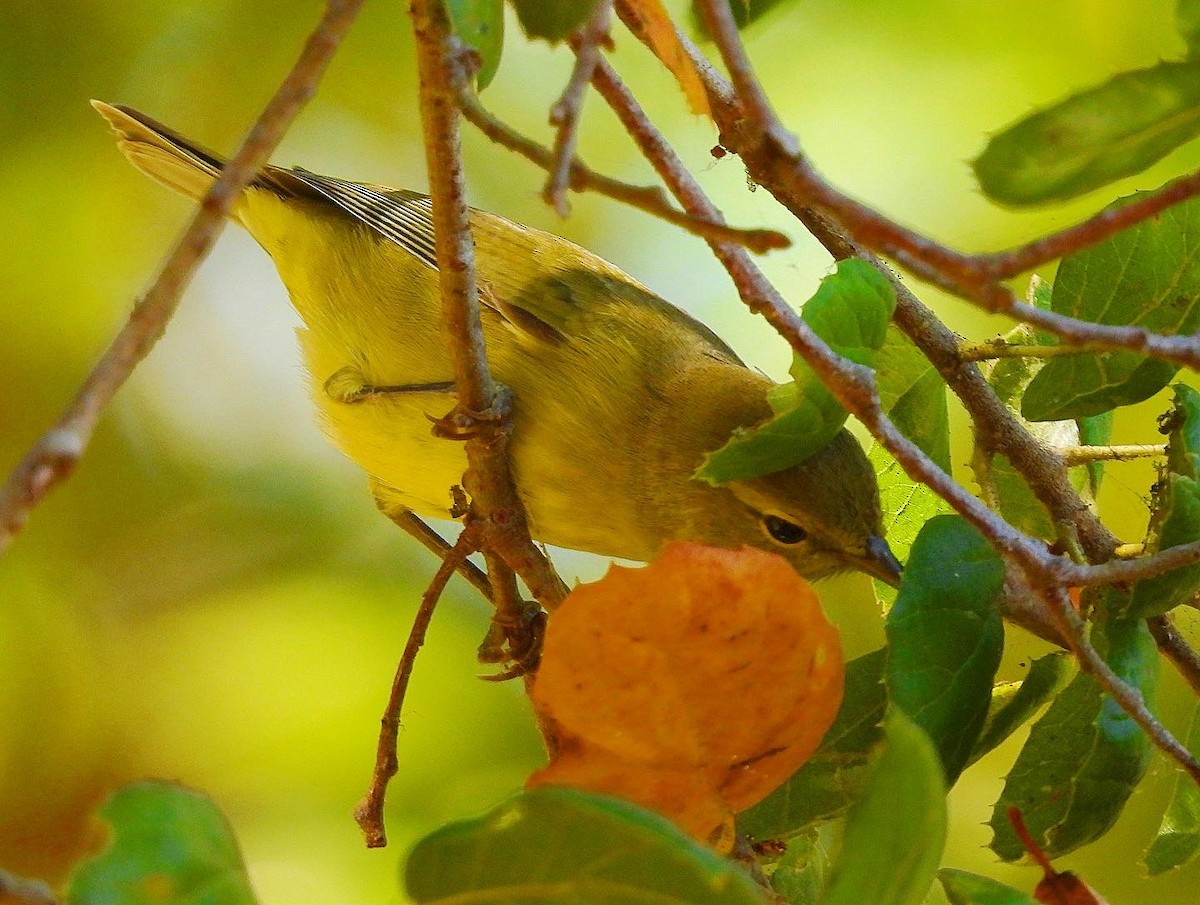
[820,710,946,905]
[1125,474,1200,618]
[696,260,896,484]
[1125,384,1200,617]
[405,787,768,904]
[937,869,1039,905]
[446,0,504,89]
[1078,410,1115,497]
[1146,704,1200,874]
[868,443,953,607]
[1180,0,1200,54]
[509,0,598,42]
[875,326,951,472]
[737,651,886,841]
[974,61,1200,205]
[1167,383,1200,479]
[695,383,845,485]
[886,516,1006,784]
[864,322,951,605]
[765,829,828,905]
[968,653,1074,768]
[1021,196,1200,421]
[989,617,1159,860]
[67,781,258,905]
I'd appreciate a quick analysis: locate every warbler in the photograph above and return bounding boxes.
[94,101,901,584]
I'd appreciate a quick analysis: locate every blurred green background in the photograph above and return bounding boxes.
[3,0,1200,901]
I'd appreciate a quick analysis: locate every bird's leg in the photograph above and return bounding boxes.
[370,473,546,677]
[324,365,455,404]
[372,489,495,601]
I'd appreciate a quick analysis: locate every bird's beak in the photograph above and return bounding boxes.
[851,534,904,587]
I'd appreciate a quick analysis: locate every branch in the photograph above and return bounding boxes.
[0,0,366,554]
[456,85,789,253]
[586,55,1054,596]
[410,0,567,616]
[957,341,1092,362]
[1057,444,1165,465]
[1065,539,1200,587]
[1150,614,1200,698]
[543,0,613,216]
[663,1,1200,371]
[978,168,1200,281]
[353,523,478,847]
[609,3,1200,778]
[1039,586,1200,785]
[615,1,1121,567]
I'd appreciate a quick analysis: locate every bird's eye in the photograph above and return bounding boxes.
[764,515,808,545]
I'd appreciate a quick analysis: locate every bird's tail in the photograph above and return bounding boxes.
[92,100,233,203]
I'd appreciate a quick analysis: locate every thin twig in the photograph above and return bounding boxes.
[600,21,1200,776]
[543,0,612,216]
[958,341,1090,362]
[1039,586,1200,785]
[411,0,567,614]
[353,524,479,847]
[372,491,493,601]
[0,0,366,554]
[1150,615,1200,698]
[980,168,1200,281]
[1057,445,1166,465]
[614,0,1122,567]
[694,0,798,157]
[1064,540,1200,587]
[587,56,1052,600]
[456,85,789,253]
[652,1,1200,371]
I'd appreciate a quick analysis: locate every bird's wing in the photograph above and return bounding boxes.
[285,167,743,363]
[287,170,441,271]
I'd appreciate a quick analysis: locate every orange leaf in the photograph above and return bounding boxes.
[528,542,844,850]
[618,0,712,118]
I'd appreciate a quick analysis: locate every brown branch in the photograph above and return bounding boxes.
[609,6,1200,774]
[615,1,1121,567]
[1039,586,1200,785]
[0,0,366,555]
[980,168,1200,281]
[587,48,1068,640]
[694,0,798,158]
[353,524,478,847]
[658,1,1200,372]
[1065,539,1200,587]
[410,0,567,616]
[456,85,789,253]
[1150,614,1200,698]
[543,0,613,216]
[587,56,1054,594]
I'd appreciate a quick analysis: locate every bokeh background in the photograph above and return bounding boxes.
[3,0,1200,902]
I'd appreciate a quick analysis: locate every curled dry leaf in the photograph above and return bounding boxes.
[528,542,844,851]
[617,0,712,117]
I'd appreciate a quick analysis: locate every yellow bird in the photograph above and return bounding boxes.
[94,101,901,584]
